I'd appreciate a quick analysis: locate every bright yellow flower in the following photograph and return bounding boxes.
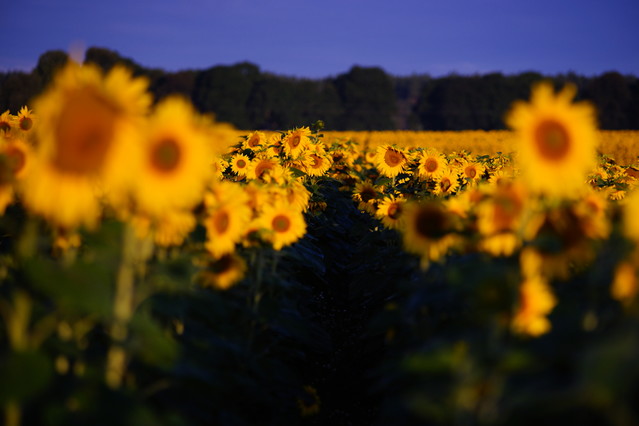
[506,82,598,198]
[375,145,407,178]
[258,202,306,250]
[22,61,150,229]
[230,153,250,177]
[282,127,311,159]
[432,169,460,197]
[204,181,252,257]
[417,149,446,180]
[153,209,197,247]
[133,96,213,217]
[243,131,267,151]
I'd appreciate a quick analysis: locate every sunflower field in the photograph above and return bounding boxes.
[1,61,639,426]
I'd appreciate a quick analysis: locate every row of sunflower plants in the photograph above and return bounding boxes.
[1,59,639,425]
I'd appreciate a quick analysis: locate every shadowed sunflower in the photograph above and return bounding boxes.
[511,275,557,337]
[22,61,150,229]
[402,200,459,268]
[15,106,36,133]
[0,110,13,134]
[133,96,213,217]
[259,202,306,250]
[353,181,379,214]
[375,145,407,178]
[432,169,460,197]
[506,82,597,198]
[197,253,247,290]
[376,195,407,229]
[0,137,33,214]
[476,181,528,256]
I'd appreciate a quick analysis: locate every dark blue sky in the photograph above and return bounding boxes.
[3,0,639,78]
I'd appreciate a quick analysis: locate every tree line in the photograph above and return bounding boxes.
[2,47,638,130]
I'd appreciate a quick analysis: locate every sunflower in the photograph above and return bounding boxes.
[153,209,197,247]
[476,181,528,256]
[204,181,252,257]
[505,82,597,198]
[258,202,306,250]
[303,151,332,177]
[432,170,460,197]
[417,149,446,180]
[243,131,266,151]
[198,253,247,290]
[511,275,557,337]
[282,127,311,159]
[376,195,407,229]
[401,200,459,268]
[611,261,638,304]
[246,157,284,183]
[230,153,251,177]
[353,181,379,214]
[132,96,213,217]
[22,61,150,229]
[15,106,35,132]
[375,145,407,178]
[461,160,485,184]
[0,110,13,134]
[623,190,639,242]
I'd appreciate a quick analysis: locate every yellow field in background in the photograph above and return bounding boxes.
[233,130,639,166]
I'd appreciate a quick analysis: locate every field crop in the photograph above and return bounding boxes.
[1,64,639,425]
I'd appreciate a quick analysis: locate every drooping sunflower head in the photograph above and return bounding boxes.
[402,200,460,267]
[197,253,247,290]
[505,82,598,198]
[375,145,407,178]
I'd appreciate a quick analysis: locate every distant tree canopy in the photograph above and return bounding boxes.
[2,47,639,131]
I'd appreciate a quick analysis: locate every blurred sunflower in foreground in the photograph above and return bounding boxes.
[21,61,151,229]
[506,82,598,199]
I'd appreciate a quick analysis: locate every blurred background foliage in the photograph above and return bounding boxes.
[2,47,639,131]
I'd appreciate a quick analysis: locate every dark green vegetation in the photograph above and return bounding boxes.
[2,47,639,130]
[2,175,639,425]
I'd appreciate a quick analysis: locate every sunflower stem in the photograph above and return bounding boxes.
[5,400,21,426]
[105,222,152,389]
